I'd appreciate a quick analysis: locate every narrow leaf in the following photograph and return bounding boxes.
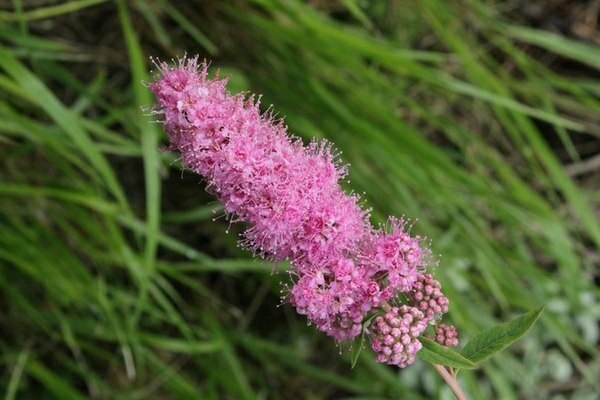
[140,334,222,354]
[350,328,367,369]
[505,25,600,71]
[462,306,544,364]
[0,47,128,209]
[0,0,107,22]
[27,361,87,400]
[418,337,476,369]
[117,0,161,275]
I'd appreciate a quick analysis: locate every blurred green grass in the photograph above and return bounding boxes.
[1,0,599,399]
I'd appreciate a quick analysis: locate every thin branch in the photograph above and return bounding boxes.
[432,364,467,400]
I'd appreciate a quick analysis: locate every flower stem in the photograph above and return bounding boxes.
[432,364,467,400]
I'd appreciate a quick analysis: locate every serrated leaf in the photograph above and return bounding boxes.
[418,337,477,369]
[462,306,544,364]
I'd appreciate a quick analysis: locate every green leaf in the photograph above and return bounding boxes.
[27,360,88,400]
[0,47,128,210]
[350,328,367,369]
[0,0,107,22]
[462,306,544,364]
[117,0,161,276]
[505,25,600,71]
[156,0,218,55]
[418,337,477,369]
[139,333,222,354]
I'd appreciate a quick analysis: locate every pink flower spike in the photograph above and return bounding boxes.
[148,57,439,345]
[149,57,371,267]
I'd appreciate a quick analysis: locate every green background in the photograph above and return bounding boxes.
[1,0,599,399]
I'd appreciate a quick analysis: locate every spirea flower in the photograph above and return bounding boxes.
[149,58,369,268]
[149,58,375,340]
[364,217,427,300]
[148,56,451,348]
[408,273,449,322]
[290,258,384,340]
[370,306,428,368]
[434,323,459,347]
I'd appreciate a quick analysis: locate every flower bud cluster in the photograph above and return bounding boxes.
[408,273,449,322]
[434,323,459,347]
[370,306,428,367]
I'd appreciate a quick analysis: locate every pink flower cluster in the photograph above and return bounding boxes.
[148,57,455,366]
